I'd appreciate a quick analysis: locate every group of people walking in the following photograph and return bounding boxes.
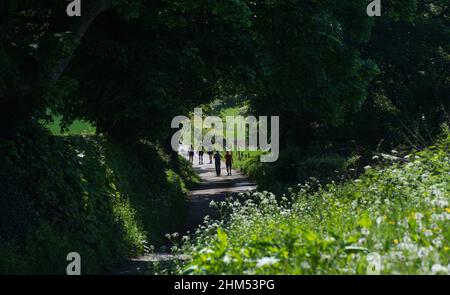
[187,145,233,176]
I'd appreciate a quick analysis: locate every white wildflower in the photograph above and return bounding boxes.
[300,261,311,269]
[415,213,424,220]
[431,264,449,275]
[223,255,231,264]
[417,247,429,258]
[199,248,214,254]
[256,257,279,268]
[431,198,448,208]
[403,235,412,244]
[432,238,443,248]
[376,216,385,225]
[431,213,445,221]
[320,254,332,262]
[374,243,383,251]
[423,230,433,237]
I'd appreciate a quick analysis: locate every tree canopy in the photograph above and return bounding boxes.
[1,0,448,149]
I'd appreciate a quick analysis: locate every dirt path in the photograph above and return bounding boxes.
[184,156,257,230]
[113,154,256,274]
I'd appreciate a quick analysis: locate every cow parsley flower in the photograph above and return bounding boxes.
[256,257,279,267]
[431,264,449,275]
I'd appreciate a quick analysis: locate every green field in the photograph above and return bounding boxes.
[44,116,96,136]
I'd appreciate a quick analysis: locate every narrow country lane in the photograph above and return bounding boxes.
[184,154,257,230]
[113,152,257,274]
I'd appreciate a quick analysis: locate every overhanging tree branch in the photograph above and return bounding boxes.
[38,0,114,89]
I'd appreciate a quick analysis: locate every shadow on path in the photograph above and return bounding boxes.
[113,154,256,274]
[183,157,257,231]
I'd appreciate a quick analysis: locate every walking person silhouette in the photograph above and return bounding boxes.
[198,147,204,165]
[188,144,194,164]
[213,151,222,176]
[207,144,214,164]
[225,151,233,176]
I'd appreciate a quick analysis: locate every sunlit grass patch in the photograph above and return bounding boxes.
[44,115,96,136]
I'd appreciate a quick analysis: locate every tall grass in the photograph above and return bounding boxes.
[177,131,450,274]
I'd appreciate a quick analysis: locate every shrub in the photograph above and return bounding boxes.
[0,127,190,274]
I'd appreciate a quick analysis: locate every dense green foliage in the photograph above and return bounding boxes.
[245,0,449,190]
[248,0,449,148]
[215,103,364,194]
[1,0,448,165]
[0,0,255,142]
[232,149,362,194]
[0,127,196,274]
[179,131,450,274]
[0,0,449,274]
[2,0,447,144]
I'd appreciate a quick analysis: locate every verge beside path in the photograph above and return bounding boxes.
[113,153,256,274]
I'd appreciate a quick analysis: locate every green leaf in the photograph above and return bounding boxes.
[358,212,372,228]
[217,228,228,247]
[304,230,318,242]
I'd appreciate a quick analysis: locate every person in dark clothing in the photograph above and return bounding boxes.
[207,146,214,164]
[188,145,194,164]
[213,151,221,176]
[198,148,204,165]
[225,151,233,176]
